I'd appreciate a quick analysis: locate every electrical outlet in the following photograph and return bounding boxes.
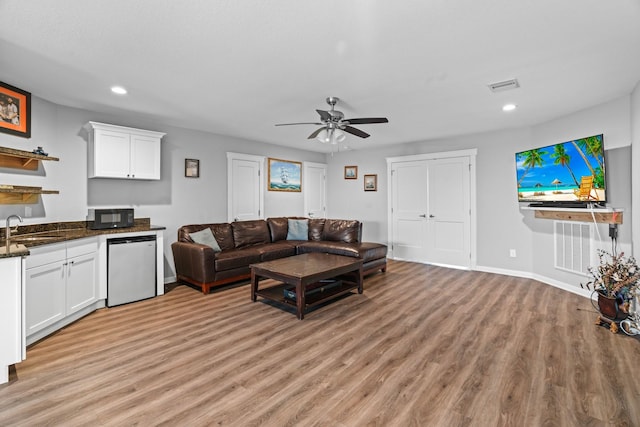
[509,249,517,258]
[24,206,32,218]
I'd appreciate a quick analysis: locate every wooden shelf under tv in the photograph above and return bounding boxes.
[521,206,623,224]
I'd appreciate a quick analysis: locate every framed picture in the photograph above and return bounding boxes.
[364,174,377,191]
[268,158,301,192]
[0,81,31,138]
[344,165,358,179]
[185,158,200,178]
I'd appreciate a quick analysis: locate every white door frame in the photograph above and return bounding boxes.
[386,148,477,269]
[303,161,327,218]
[226,152,265,222]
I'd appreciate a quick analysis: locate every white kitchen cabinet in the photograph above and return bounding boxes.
[25,238,98,342]
[0,256,25,384]
[85,121,165,180]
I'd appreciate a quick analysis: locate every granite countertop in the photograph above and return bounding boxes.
[0,218,165,259]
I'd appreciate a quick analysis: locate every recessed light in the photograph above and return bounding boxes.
[502,103,517,112]
[111,86,127,95]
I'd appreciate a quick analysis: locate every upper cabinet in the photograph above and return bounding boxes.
[85,122,166,180]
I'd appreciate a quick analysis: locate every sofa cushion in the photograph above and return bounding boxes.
[308,218,325,241]
[322,219,360,243]
[267,217,289,242]
[256,241,298,261]
[214,247,262,271]
[188,228,221,252]
[297,241,387,262]
[232,220,271,248]
[287,219,309,240]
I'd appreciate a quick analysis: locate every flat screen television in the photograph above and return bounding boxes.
[515,134,606,207]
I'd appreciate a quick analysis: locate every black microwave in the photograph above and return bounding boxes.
[88,208,134,230]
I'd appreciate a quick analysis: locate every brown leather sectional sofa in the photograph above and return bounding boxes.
[171,217,388,294]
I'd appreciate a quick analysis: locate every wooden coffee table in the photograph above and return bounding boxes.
[250,253,364,320]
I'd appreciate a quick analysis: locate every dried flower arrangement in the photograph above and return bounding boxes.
[584,249,640,307]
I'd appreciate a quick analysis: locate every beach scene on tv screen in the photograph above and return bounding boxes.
[516,134,605,202]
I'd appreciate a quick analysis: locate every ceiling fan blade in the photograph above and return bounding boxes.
[275,122,323,126]
[344,117,389,125]
[307,127,326,139]
[316,109,331,122]
[343,125,370,138]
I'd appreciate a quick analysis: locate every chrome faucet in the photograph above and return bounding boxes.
[5,214,23,253]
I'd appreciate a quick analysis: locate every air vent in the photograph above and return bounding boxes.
[488,79,520,93]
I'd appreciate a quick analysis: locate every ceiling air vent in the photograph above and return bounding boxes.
[488,79,520,93]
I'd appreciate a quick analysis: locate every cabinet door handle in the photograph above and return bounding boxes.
[429,214,435,218]
[418,214,427,218]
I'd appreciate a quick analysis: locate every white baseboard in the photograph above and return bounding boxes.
[474,265,593,299]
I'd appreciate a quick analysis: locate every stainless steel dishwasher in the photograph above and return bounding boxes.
[107,235,156,307]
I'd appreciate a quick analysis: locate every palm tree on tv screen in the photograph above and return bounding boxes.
[573,135,605,188]
[551,144,579,187]
[516,149,546,187]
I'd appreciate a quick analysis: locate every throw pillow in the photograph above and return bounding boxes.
[286,219,309,240]
[189,227,222,252]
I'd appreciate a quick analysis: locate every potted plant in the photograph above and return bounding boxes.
[585,249,640,322]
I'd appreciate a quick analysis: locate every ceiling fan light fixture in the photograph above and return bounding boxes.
[315,129,330,143]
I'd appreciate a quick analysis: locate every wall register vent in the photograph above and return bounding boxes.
[554,220,592,276]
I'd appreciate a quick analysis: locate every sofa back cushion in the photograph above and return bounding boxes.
[178,223,235,251]
[232,220,271,248]
[266,217,289,242]
[308,218,325,241]
[322,219,361,243]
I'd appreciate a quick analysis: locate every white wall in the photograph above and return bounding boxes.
[2,89,636,291]
[325,94,634,295]
[0,96,324,281]
[632,81,640,255]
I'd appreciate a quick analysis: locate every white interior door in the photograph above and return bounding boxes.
[227,153,264,222]
[389,151,474,269]
[426,157,471,267]
[303,162,327,218]
[390,160,428,261]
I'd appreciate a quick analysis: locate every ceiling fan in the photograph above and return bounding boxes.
[275,97,388,144]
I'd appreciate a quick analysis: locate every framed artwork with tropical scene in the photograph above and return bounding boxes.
[268,158,302,192]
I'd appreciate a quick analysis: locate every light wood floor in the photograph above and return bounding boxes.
[2,260,639,426]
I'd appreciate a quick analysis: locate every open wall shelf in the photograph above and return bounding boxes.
[0,146,59,170]
[0,186,60,204]
[0,146,60,204]
[521,206,623,224]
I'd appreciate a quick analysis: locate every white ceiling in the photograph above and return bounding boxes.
[1,0,639,153]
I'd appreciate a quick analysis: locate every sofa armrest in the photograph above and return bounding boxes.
[171,241,218,284]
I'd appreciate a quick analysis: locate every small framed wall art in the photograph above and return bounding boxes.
[268,157,302,192]
[364,174,377,191]
[0,81,31,138]
[185,158,200,178]
[344,165,357,179]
